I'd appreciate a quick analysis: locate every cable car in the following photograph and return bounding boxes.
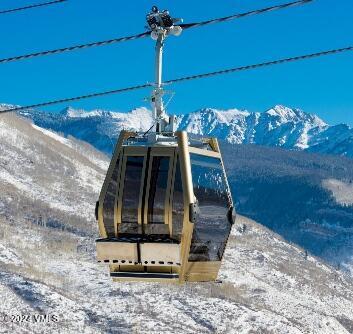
[95,7,235,283]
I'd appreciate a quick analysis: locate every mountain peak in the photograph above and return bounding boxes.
[266,105,309,123]
[267,105,298,118]
[60,106,111,118]
[265,105,327,128]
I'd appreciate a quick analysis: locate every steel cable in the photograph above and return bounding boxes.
[0,32,150,64]
[0,0,67,15]
[180,0,313,30]
[1,45,351,114]
[165,45,353,85]
[0,0,312,64]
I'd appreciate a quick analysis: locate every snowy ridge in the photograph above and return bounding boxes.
[3,103,352,157]
[177,105,328,148]
[0,113,108,221]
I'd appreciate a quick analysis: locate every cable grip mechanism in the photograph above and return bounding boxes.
[146,6,183,134]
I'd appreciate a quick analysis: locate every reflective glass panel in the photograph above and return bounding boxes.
[172,159,184,241]
[103,158,120,237]
[121,156,144,231]
[147,156,170,224]
[188,154,232,262]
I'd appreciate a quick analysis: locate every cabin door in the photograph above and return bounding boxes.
[117,147,175,237]
[143,148,175,236]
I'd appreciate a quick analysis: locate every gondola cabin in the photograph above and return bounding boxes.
[95,6,235,283]
[95,131,235,283]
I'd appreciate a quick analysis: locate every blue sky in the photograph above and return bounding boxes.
[0,0,352,125]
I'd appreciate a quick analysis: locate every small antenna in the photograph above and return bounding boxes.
[146,6,183,133]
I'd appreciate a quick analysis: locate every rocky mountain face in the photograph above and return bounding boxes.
[2,103,352,157]
[1,114,353,333]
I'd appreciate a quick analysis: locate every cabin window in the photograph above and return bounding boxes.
[147,156,170,224]
[188,154,232,262]
[121,156,144,230]
[171,159,184,241]
[103,158,120,237]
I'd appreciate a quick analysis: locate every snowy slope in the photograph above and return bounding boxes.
[1,114,353,333]
[2,103,353,157]
[0,113,108,225]
[1,212,353,334]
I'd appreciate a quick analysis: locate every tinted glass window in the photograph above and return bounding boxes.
[147,156,170,224]
[172,159,184,241]
[121,156,144,230]
[188,154,232,262]
[103,158,120,237]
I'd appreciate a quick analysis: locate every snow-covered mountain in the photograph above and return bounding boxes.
[178,105,327,149]
[2,103,352,157]
[1,113,353,333]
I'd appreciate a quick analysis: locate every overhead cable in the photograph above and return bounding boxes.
[0,32,150,64]
[2,44,351,114]
[165,45,353,85]
[0,83,151,113]
[180,0,313,30]
[0,0,67,15]
[0,0,312,64]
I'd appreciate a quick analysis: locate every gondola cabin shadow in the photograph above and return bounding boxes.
[95,130,235,283]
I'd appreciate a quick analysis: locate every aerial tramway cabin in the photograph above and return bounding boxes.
[95,6,235,283]
[95,131,235,283]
